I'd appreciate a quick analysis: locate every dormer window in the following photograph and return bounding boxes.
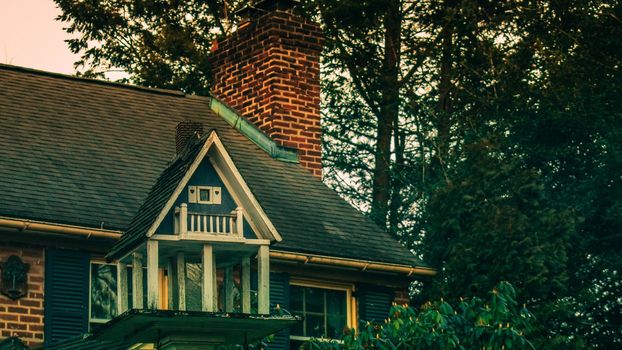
[189,186,222,204]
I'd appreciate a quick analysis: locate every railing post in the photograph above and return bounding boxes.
[236,207,244,238]
[180,203,188,237]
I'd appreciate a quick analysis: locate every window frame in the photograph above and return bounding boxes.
[88,260,119,326]
[289,278,357,344]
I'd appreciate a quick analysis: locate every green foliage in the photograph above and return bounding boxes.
[54,0,246,94]
[306,282,533,350]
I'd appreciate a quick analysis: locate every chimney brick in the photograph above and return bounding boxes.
[210,0,324,177]
[175,121,204,154]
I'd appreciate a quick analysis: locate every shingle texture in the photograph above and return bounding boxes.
[0,64,423,267]
[108,133,207,259]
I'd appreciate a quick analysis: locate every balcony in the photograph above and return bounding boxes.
[173,204,244,238]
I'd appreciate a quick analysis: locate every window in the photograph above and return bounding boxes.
[188,186,222,204]
[89,263,118,325]
[89,261,149,330]
[289,281,354,349]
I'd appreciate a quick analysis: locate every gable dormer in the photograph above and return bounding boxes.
[106,128,280,316]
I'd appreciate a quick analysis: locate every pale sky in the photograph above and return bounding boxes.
[0,0,79,74]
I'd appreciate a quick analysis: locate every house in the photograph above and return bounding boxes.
[0,0,435,348]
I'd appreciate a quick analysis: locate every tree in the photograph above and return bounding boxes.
[55,0,622,347]
[54,0,245,94]
[307,282,534,350]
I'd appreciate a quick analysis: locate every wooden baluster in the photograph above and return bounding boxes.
[229,217,234,235]
[190,214,195,233]
[209,216,214,233]
[216,215,220,233]
[203,216,207,233]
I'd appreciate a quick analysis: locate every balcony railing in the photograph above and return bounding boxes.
[174,204,244,237]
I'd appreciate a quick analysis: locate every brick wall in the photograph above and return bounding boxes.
[211,3,324,177]
[0,245,44,347]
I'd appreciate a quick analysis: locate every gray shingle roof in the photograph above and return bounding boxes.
[0,64,423,267]
[107,132,207,259]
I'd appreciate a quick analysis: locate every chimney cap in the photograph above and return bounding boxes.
[237,0,300,21]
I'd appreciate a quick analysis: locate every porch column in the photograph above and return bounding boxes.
[224,267,234,312]
[202,244,216,312]
[241,256,251,314]
[116,262,128,313]
[257,245,270,314]
[167,257,175,310]
[177,252,187,311]
[132,252,144,309]
[147,240,159,309]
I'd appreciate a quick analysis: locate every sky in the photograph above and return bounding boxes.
[0,0,79,74]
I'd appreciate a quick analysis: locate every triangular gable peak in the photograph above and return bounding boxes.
[107,130,281,262]
[107,130,276,316]
[146,130,282,243]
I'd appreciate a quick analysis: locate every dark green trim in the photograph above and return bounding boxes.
[209,97,300,163]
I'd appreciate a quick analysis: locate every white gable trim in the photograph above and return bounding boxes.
[145,131,282,242]
[208,134,282,242]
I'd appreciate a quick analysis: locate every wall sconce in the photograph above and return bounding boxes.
[1,255,30,300]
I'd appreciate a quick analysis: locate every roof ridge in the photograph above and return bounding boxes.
[0,63,186,97]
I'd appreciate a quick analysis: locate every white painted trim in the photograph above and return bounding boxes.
[150,233,270,245]
[208,135,282,242]
[132,253,144,309]
[257,245,270,314]
[209,159,265,240]
[143,130,282,244]
[146,240,159,309]
[146,132,217,238]
[202,244,215,312]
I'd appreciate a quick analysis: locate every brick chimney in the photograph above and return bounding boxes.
[176,121,204,154]
[210,0,323,177]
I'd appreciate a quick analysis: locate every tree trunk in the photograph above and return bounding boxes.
[436,7,454,169]
[371,0,402,228]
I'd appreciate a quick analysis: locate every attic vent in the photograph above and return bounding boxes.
[176,121,204,154]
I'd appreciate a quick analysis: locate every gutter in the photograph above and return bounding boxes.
[270,250,437,277]
[0,217,122,240]
[0,217,436,277]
